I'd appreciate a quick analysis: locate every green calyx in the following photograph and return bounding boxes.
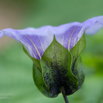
[40,36,78,96]
[24,34,86,97]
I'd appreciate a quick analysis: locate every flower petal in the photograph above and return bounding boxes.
[0,28,54,59]
[0,16,103,59]
[84,16,103,34]
[55,16,103,50]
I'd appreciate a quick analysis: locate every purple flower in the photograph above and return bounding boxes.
[0,16,103,98]
[0,16,103,60]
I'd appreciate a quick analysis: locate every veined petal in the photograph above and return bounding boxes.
[55,16,103,50]
[0,16,103,59]
[0,28,53,59]
[84,16,103,34]
[55,25,86,50]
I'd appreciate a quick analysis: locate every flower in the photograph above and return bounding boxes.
[0,16,103,60]
[0,16,103,97]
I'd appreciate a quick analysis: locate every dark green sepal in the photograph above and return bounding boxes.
[23,47,57,97]
[71,57,85,89]
[70,33,86,89]
[40,36,79,95]
[23,47,41,72]
[70,33,86,61]
[23,33,86,97]
[33,63,58,97]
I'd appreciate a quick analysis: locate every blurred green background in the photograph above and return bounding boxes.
[0,0,103,103]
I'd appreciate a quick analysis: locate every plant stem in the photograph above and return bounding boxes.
[61,87,69,103]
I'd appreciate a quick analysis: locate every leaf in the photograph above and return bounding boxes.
[40,36,79,95]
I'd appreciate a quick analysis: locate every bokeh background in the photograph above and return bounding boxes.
[0,0,103,103]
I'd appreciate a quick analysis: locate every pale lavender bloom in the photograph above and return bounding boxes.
[0,16,103,60]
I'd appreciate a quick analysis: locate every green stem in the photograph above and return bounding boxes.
[61,87,69,103]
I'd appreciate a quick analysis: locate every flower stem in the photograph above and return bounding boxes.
[61,87,69,103]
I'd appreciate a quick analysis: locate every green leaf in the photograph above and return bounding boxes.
[33,63,57,98]
[40,36,79,96]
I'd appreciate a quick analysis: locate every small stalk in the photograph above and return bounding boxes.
[61,87,69,103]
